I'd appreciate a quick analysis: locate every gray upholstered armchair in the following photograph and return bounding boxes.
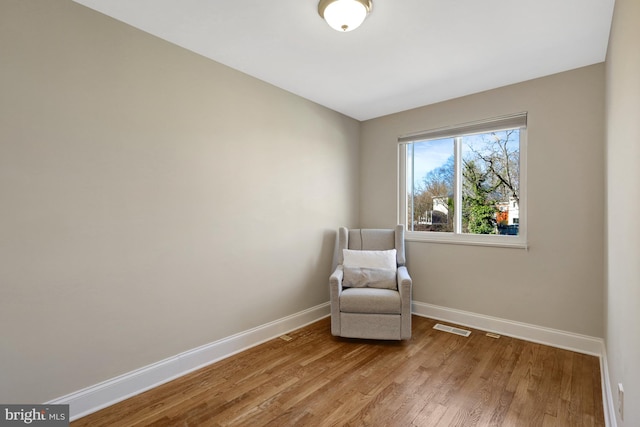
[329,225,412,340]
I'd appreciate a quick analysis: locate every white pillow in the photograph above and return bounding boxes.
[342,249,397,289]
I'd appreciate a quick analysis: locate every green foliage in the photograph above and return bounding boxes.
[462,159,497,234]
[466,204,496,234]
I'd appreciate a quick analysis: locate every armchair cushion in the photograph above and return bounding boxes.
[340,288,401,314]
[342,249,397,289]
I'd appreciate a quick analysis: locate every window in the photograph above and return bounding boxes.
[398,113,527,248]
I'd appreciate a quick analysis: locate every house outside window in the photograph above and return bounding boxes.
[398,113,527,248]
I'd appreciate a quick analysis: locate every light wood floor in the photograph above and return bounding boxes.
[71,316,604,426]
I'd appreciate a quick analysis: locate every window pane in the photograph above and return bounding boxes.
[406,138,454,232]
[460,130,520,235]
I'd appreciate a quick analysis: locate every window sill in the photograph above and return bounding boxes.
[405,231,528,249]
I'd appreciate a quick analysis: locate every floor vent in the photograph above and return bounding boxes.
[433,323,471,337]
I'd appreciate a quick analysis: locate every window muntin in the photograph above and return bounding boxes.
[399,114,527,248]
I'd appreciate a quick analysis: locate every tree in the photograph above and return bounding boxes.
[416,156,454,231]
[461,130,520,234]
[465,130,520,204]
[462,159,497,234]
[423,155,454,196]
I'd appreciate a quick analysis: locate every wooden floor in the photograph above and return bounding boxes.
[71,316,604,427]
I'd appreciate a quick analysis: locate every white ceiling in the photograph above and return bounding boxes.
[72,0,615,121]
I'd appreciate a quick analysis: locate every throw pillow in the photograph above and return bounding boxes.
[342,249,397,290]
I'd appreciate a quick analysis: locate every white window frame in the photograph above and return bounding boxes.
[398,113,528,249]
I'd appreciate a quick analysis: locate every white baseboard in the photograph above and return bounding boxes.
[412,301,603,355]
[48,303,330,421]
[600,344,617,427]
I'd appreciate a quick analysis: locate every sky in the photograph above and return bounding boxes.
[410,137,454,187]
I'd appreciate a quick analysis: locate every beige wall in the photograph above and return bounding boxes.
[0,1,359,403]
[361,65,605,337]
[605,0,640,424]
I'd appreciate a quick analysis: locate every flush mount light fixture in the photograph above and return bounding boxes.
[318,0,373,32]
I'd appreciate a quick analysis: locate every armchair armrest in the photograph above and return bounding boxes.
[330,265,344,304]
[397,266,412,307]
[397,265,412,288]
[397,265,412,339]
[330,265,344,290]
[329,265,344,336]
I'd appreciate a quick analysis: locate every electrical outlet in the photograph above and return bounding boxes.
[618,383,624,420]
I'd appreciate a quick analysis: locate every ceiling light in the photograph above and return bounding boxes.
[318,0,372,32]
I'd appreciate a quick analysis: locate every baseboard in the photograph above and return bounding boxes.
[48,302,330,421]
[600,344,617,427]
[412,301,603,356]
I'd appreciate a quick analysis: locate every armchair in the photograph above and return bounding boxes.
[329,225,412,340]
